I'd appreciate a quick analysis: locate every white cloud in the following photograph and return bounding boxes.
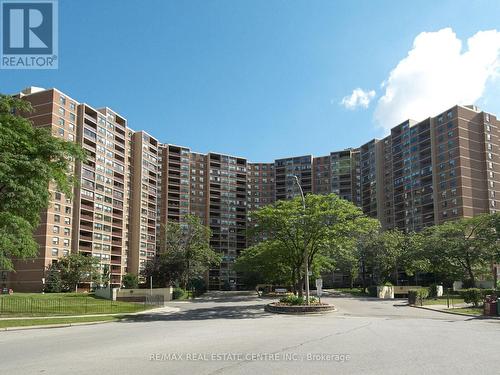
[374,28,500,131]
[340,88,376,109]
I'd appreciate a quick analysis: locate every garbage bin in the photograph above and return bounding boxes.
[484,295,497,316]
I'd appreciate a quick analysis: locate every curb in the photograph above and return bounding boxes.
[264,304,336,315]
[1,319,116,332]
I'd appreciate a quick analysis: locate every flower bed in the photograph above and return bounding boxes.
[265,302,335,314]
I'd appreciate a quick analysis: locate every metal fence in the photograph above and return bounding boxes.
[145,294,164,306]
[0,297,147,316]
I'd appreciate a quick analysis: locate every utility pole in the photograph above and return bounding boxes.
[288,174,310,305]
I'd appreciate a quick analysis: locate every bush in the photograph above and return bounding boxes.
[308,296,318,304]
[459,288,483,307]
[480,289,496,297]
[417,288,429,299]
[429,284,438,298]
[279,295,305,305]
[122,273,139,289]
[383,281,393,286]
[44,264,63,293]
[173,287,187,300]
[408,288,429,305]
[367,286,378,297]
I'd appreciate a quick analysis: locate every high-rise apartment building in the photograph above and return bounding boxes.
[275,155,312,200]
[4,86,500,291]
[74,104,129,288]
[128,131,159,277]
[206,153,248,290]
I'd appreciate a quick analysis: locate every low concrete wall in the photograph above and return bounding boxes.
[393,285,422,296]
[377,286,394,299]
[95,287,118,300]
[95,287,173,302]
[116,287,173,302]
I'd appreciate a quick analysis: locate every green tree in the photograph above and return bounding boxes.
[234,240,295,289]
[361,229,428,285]
[423,214,498,287]
[241,194,379,296]
[44,263,63,293]
[144,215,221,289]
[122,273,139,289]
[0,95,84,271]
[56,253,101,292]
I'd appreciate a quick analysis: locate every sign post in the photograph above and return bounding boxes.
[315,278,323,303]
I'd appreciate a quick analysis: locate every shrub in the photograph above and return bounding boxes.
[429,284,438,298]
[459,288,482,307]
[122,273,139,289]
[173,287,187,300]
[383,281,393,286]
[44,264,63,293]
[279,295,305,305]
[367,286,378,297]
[480,289,496,298]
[408,288,429,305]
[417,288,429,299]
[308,296,318,304]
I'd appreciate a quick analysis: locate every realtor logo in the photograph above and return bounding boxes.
[1,0,58,69]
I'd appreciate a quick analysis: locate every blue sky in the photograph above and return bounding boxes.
[2,0,500,161]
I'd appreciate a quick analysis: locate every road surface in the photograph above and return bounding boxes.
[1,291,499,375]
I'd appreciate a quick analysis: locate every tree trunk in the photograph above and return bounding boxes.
[361,261,367,289]
[297,277,304,297]
[465,256,475,287]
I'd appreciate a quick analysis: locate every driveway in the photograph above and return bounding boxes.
[0,291,498,375]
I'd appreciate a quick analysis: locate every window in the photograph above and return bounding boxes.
[59,96,66,105]
[54,192,61,201]
[64,228,70,236]
[58,107,65,116]
[59,118,65,126]
[51,248,58,257]
[58,128,64,137]
[63,250,69,257]
[69,102,76,111]
[64,217,71,225]
[52,226,60,234]
[63,239,70,247]
[52,237,59,245]
[54,214,60,223]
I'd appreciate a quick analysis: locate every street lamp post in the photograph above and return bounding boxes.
[288,174,310,305]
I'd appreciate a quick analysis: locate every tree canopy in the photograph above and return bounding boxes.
[143,215,221,289]
[236,194,379,294]
[0,94,85,271]
[359,229,428,286]
[422,214,500,287]
[54,253,101,292]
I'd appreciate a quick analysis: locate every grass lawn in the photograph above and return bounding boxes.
[422,296,465,306]
[0,293,151,317]
[0,315,123,329]
[335,288,369,297]
[447,307,483,316]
